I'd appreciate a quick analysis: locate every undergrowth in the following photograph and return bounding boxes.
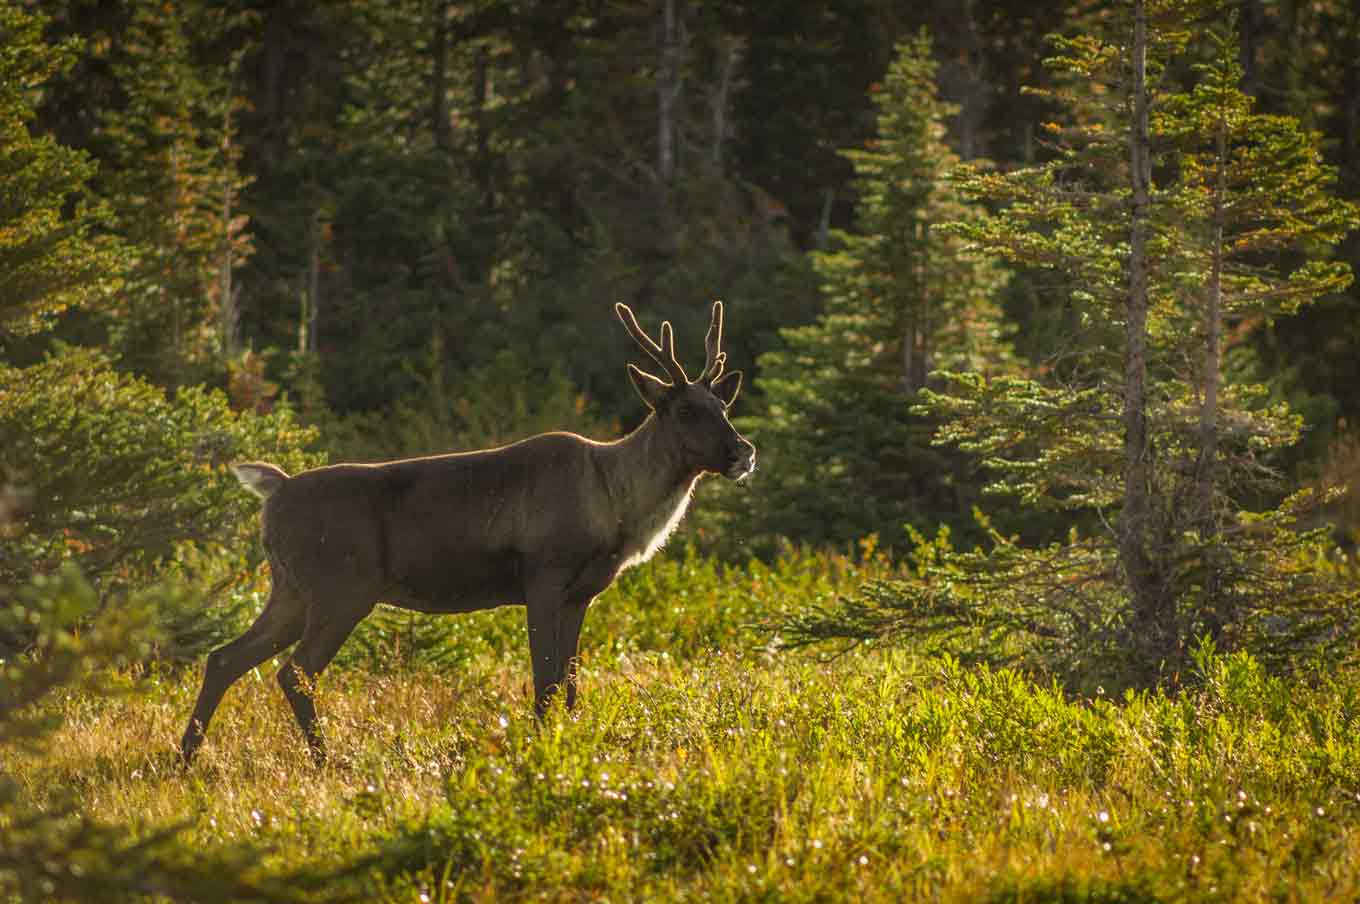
[10,545,1360,902]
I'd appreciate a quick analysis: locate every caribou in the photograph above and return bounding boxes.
[180,301,755,765]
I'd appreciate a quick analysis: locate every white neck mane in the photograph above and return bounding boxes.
[603,416,704,571]
[619,475,699,570]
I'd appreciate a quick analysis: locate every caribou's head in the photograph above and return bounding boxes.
[616,301,756,482]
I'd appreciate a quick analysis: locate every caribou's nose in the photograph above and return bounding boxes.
[726,440,756,478]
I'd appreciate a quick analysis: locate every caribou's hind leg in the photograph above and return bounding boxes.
[181,587,305,764]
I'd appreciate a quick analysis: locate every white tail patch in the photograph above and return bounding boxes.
[232,462,289,499]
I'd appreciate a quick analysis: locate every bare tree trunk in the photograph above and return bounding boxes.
[300,209,322,355]
[956,0,984,160]
[1237,0,1263,99]
[219,101,239,361]
[657,0,678,185]
[1196,96,1230,641]
[815,187,834,250]
[904,219,930,392]
[430,0,452,153]
[903,306,916,392]
[1198,119,1225,520]
[1344,15,1360,175]
[1122,0,1160,654]
[168,141,183,380]
[473,43,493,212]
[915,221,932,390]
[710,38,738,168]
[218,209,238,361]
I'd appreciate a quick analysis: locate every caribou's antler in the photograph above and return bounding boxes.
[615,300,728,386]
[698,301,726,384]
[615,303,689,384]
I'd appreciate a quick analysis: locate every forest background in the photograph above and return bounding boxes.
[8,0,1360,552]
[7,0,1360,900]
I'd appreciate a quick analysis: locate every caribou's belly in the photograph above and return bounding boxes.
[384,551,522,614]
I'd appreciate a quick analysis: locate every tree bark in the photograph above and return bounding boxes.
[1122,0,1160,653]
[1343,14,1360,175]
[218,183,238,360]
[1198,117,1225,523]
[431,0,452,153]
[1237,0,1263,99]
[300,209,322,355]
[657,0,678,185]
[219,99,239,361]
[710,38,738,168]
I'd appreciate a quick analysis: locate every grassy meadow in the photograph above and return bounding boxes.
[13,545,1360,902]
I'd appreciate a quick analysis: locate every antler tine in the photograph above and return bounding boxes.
[700,300,725,383]
[615,302,687,384]
[708,351,727,383]
[658,321,689,383]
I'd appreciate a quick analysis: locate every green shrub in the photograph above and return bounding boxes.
[0,345,322,660]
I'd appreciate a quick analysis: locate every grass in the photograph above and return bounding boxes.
[11,544,1360,902]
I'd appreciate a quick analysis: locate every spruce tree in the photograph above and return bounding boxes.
[0,4,124,341]
[96,0,252,385]
[738,33,1011,552]
[780,2,1360,684]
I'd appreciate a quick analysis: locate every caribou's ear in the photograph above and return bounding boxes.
[711,369,742,408]
[628,363,671,409]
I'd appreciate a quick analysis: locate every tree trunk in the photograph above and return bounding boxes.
[218,187,238,360]
[1237,0,1263,99]
[1198,119,1225,521]
[815,188,834,250]
[710,37,737,169]
[657,0,678,185]
[431,0,452,153]
[473,43,493,213]
[300,209,322,355]
[219,101,239,361]
[1343,16,1360,175]
[1122,0,1161,656]
[1196,92,1230,642]
[905,219,930,392]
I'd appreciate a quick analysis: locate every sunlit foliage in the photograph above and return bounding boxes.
[782,2,1360,686]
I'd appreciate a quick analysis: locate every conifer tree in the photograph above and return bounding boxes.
[97,0,252,385]
[738,33,1011,551]
[0,4,124,341]
[781,2,1360,683]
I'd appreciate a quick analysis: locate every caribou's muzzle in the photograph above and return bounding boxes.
[725,439,756,481]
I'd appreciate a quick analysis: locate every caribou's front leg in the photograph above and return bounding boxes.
[525,590,566,717]
[557,596,592,710]
[525,560,612,716]
[525,593,590,717]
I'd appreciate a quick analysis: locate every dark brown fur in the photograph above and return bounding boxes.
[180,302,754,765]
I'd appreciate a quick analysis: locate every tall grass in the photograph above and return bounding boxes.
[12,545,1360,902]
